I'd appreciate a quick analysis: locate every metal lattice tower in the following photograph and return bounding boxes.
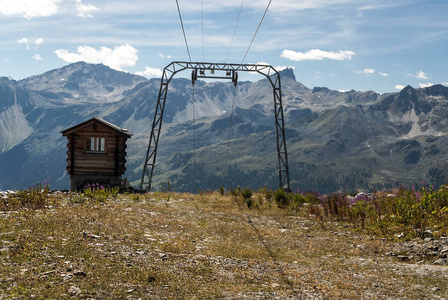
[140,61,290,192]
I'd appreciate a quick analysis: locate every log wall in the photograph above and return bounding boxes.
[64,122,128,176]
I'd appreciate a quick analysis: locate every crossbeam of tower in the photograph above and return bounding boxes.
[140,61,290,192]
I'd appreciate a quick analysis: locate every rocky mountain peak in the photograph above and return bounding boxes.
[279,67,296,81]
[399,85,417,96]
[17,62,148,104]
[423,84,448,97]
[380,84,431,115]
[312,87,331,94]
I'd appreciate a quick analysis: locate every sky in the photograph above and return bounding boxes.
[0,0,447,94]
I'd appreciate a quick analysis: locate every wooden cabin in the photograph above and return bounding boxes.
[61,116,132,191]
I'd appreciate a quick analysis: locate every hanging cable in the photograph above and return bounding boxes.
[176,0,192,62]
[240,0,272,65]
[224,0,245,63]
[224,85,238,188]
[192,84,197,193]
[201,0,205,61]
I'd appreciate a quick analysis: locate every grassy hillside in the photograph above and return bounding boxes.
[1,184,448,298]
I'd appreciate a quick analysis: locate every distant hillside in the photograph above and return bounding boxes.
[1,62,447,193]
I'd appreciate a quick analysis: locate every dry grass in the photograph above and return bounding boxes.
[0,192,447,299]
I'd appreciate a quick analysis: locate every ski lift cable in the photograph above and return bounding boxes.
[224,0,271,187]
[224,85,238,188]
[192,84,197,192]
[201,0,205,61]
[224,0,245,63]
[176,0,192,62]
[175,0,272,191]
[240,0,272,65]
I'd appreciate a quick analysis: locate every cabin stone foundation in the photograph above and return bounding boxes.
[69,175,123,192]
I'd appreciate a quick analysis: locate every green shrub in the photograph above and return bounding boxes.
[290,193,306,211]
[274,188,290,208]
[304,191,320,204]
[241,187,253,200]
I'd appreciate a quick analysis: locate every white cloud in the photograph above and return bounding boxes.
[33,54,43,61]
[159,53,171,59]
[55,44,138,71]
[443,82,448,86]
[379,72,389,77]
[415,71,428,80]
[18,37,43,50]
[418,82,434,88]
[274,65,295,72]
[407,71,428,79]
[247,62,294,76]
[18,37,30,49]
[75,0,99,18]
[34,38,43,46]
[395,85,406,90]
[18,37,29,44]
[136,67,163,78]
[354,69,375,75]
[281,49,355,62]
[0,0,61,19]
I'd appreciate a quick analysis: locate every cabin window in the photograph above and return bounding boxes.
[86,137,106,152]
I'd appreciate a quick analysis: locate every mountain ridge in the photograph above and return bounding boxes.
[1,62,447,193]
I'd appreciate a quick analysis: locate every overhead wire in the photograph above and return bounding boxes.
[224,0,272,187]
[174,0,273,191]
[224,0,245,63]
[224,86,237,187]
[175,0,196,190]
[176,0,192,62]
[201,0,205,61]
[192,84,198,193]
[240,0,272,65]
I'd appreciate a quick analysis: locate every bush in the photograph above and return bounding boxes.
[274,188,290,208]
[290,193,306,211]
[241,187,252,200]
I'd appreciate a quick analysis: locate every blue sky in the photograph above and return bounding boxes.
[0,0,446,94]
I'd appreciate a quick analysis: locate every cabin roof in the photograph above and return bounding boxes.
[61,116,133,138]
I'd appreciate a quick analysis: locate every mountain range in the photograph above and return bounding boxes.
[1,62,447,193]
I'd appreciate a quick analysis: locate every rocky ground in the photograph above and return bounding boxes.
[0,192,447,299]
